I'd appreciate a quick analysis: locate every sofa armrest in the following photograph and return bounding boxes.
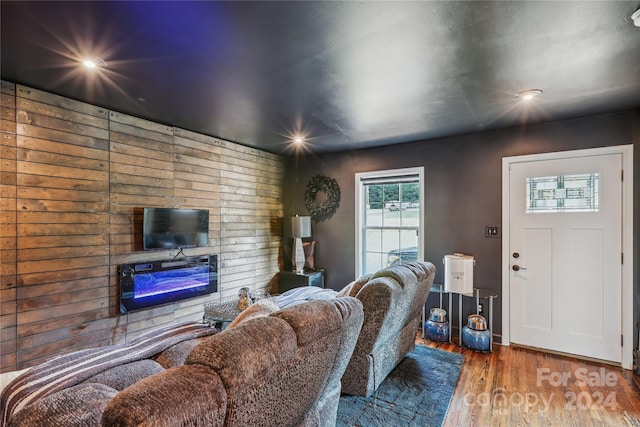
[350,262,436,355]
[351,277,398,354]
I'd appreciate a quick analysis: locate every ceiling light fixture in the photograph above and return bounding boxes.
[516,89,543,101]
[631,8,640,27]
[293,136,305,144]
[82,57,107,69]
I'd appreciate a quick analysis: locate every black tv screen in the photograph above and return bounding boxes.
[143,208,209,250]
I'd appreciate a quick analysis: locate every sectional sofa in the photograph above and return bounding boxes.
[1,298,364,427]
[1,260,437,425]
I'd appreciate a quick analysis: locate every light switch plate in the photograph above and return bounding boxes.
[485,226,500,238]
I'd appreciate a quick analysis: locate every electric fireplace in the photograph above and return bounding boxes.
[120,255,218,312]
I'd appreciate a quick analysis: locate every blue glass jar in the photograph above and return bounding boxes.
[424,308,450,342]
[461,314,491,352]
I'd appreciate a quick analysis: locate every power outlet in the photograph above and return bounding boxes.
[478,303,484,314]
[485,226,500,238]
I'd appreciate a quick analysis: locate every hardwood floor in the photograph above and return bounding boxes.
[416,335,640,426]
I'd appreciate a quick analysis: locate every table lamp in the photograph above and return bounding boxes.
[288,215,311,274]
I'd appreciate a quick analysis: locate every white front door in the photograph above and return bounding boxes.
[508,153,622,362]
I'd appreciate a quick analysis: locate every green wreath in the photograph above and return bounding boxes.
[304,175,340,218]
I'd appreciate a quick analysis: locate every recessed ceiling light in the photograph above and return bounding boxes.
[516,89,543,101]
[631,8,640,27]
[82,57,107,69]
[293,136,305,144]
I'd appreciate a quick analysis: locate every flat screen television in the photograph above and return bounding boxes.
[143,207,209,250]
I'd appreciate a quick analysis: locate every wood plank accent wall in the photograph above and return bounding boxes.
[14,86,111,368]
[1,82,17,371]
[0,82,284,372]
[215,133,283,297]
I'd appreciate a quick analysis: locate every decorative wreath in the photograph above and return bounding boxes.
[304,175,341,218]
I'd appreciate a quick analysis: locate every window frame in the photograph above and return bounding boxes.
[355,167,425,277]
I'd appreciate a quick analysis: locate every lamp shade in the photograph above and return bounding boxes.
[287,215,311,238]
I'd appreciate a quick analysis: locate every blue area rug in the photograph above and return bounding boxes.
[337,345,464,427]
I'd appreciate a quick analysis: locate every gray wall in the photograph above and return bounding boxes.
[283,109,640,343]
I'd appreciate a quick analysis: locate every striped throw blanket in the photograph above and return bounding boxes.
[0,322,217,427]
[276,286,338,309]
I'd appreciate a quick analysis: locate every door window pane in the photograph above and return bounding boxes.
[526,173,599,213]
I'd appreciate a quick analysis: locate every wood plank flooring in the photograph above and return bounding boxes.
[416,335,640,426]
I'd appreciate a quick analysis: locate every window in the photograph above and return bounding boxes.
[355,167,424,276]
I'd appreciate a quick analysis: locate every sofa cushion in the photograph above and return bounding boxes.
[186,316,297,391]
[102,364,226,427]
[336,273,373,298]
[154,337,209,369]
[83,359,165,391]
[8,383,117,427]
[227,298,279,329]
[402,260,437,282]
[271,299,345,347]
[371,264,416,290]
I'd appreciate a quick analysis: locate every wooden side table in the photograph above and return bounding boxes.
[279,270,325,293]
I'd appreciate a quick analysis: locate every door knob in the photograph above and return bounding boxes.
[512,265,527,272]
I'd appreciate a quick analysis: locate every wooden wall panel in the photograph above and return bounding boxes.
[108,113,175,340]
[219,144,283,297]
[170,128,222,323]
[0,82,284,372]
[0,81,17,371]
[108,112,174,257]
[14,85,110,369]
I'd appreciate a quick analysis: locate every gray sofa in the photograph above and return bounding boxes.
[2,297,364,427]
[337,261,436,397]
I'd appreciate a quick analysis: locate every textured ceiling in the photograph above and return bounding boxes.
[2,1,640,154]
